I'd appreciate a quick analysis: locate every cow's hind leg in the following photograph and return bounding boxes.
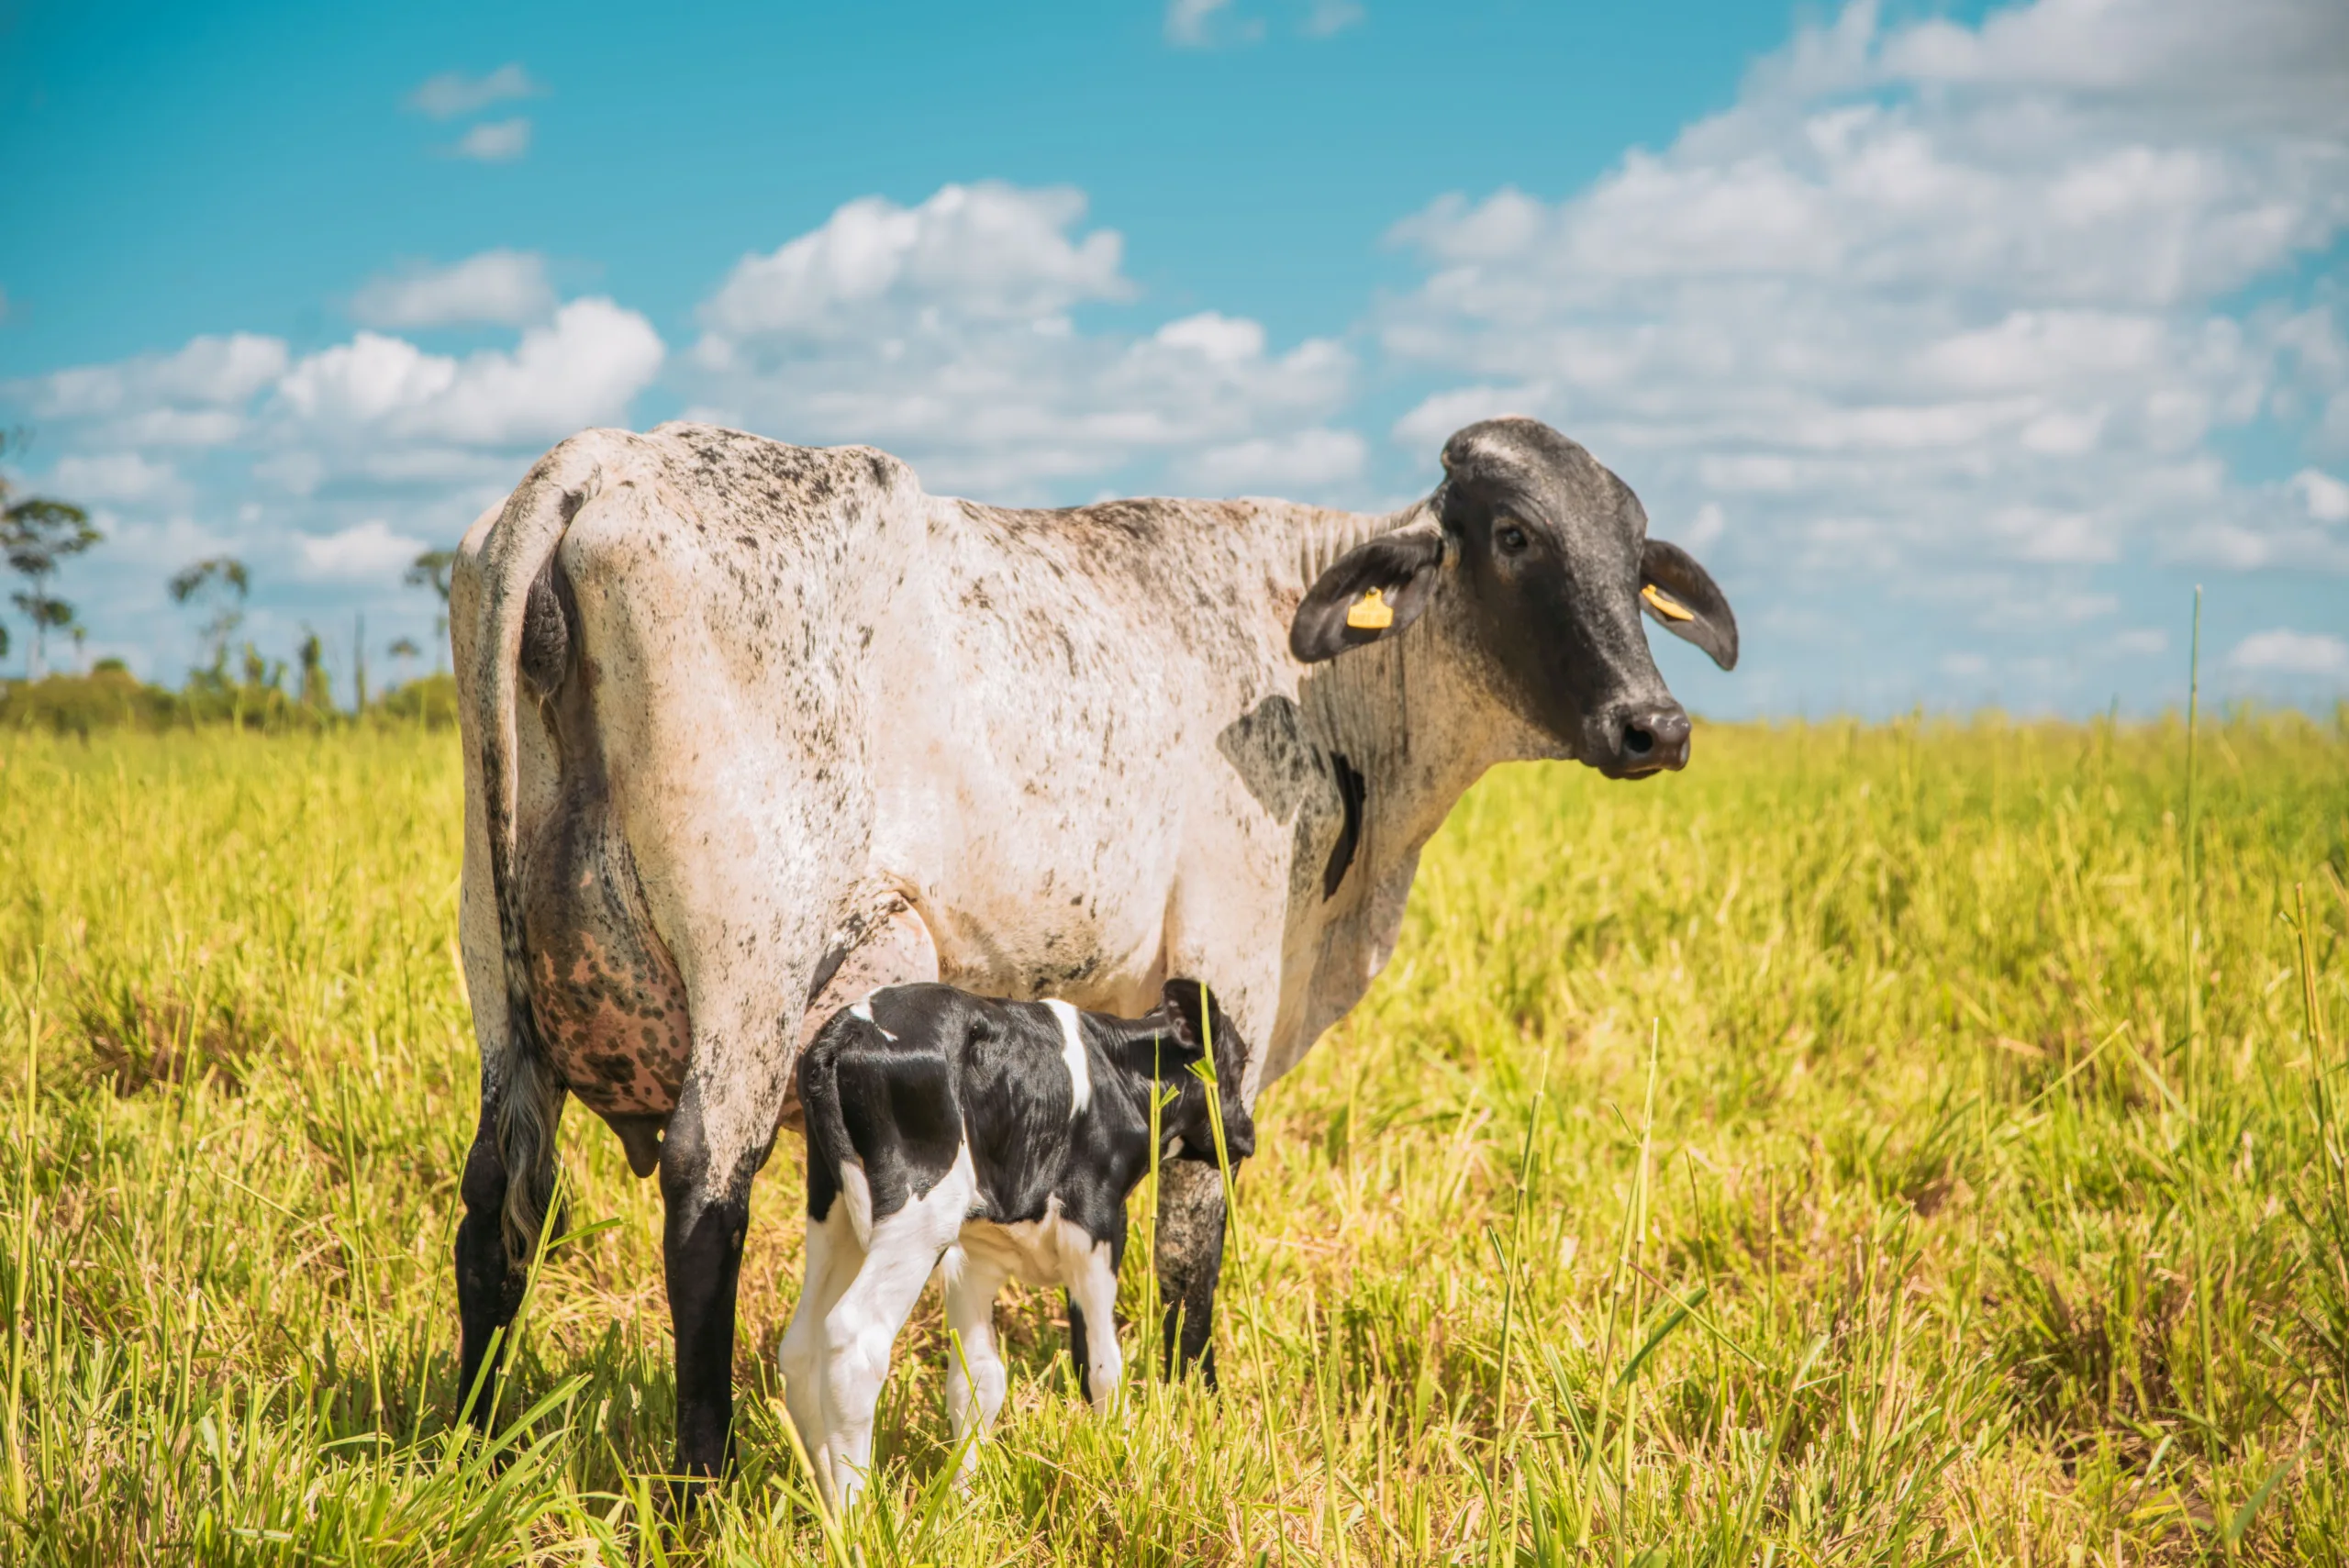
[659,1067,771,1486]
[454,1040,566,1429]
[1154,1159,1228,1386]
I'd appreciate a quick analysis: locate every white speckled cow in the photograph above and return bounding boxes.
[449,414,1736,1479]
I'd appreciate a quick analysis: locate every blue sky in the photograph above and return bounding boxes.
[3,0,2345,716]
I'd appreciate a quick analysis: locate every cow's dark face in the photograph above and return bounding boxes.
[1289,417,1736,778]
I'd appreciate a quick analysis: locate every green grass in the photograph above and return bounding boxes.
[3,716,2346,1564]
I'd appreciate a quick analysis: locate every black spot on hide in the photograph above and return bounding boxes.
[1323,752,1364,898]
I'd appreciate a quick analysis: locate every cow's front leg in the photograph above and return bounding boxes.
[1154,1158,1229,1386]
[660,1063,777,1485]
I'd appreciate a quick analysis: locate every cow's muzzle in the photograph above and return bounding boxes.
[1586,698,1691,779]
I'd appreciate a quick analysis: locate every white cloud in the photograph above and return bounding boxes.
[1302,0,1364,38]
[278,333,459,427]
[279,297,662,446]
[406,64,541,120]
[18,332,288,427]
[1687,501,1727,550]
[2229,628,2349,674]
[7,288,663,682]
[352,250,556,328]
[1379,0,2349,609]
[689,183,1355,496]
[1166,0,1358,47]
[1184,428,1366,493]
[297,519,429,583]
[451,118,531,162]
[702,183,1128,343]
[1166,0,1234,46]
[10,0,2341,715]
[1880,0,2348,135]
[48,451,181,504]
[2291,466,2349,521]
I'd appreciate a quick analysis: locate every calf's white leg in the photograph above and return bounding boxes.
[819,1151,974,1510]
[779,1202,859,1499]
[1066,1237,1125,1417]
[941,1245,1009,1484]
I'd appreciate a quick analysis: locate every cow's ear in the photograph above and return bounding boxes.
[1290,520,1447,664]
[1639,539,1738,671]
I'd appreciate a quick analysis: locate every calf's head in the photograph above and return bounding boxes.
[1153,979,1256,1163]
[1290,417,1736,778]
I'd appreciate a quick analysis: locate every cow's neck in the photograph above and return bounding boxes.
[1261,504,1550,1078]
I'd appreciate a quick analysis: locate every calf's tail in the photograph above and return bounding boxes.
[798,1018,876,1251]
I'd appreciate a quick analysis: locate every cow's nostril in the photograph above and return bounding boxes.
[1623,726,1654,757]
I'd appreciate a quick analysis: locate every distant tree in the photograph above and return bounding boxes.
[2,432,103,680]
[406,548,457,669]
[296,628,332,711]
[12,595,77,677]
[387,636,422,690]
[168,556,251,676]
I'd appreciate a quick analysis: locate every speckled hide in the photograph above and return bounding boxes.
[447,415,1736,1476]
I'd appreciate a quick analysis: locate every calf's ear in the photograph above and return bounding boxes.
[1290,519,1447,664]
[1639,539,1738,671]
[1161,979,1212,1061]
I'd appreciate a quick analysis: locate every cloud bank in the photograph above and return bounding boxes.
[6,0,2343,707]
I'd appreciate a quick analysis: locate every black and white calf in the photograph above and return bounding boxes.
[781,979,1254,1509]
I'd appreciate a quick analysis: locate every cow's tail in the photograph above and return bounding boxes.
[798,1019,875,1251]
[469,444,606,1269]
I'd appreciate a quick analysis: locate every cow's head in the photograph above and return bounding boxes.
[1289,417,1736,778]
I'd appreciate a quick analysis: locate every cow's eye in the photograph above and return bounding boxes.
[1495,521,1530,554]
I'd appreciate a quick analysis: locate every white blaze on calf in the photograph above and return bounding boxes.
[1042,998,1090,1116]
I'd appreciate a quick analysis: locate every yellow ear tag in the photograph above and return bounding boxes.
[1642,584,1694,622]
[1345,587,1396,630]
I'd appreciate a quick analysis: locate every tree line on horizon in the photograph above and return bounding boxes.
[0,429,462,734]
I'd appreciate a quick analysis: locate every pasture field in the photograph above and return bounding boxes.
[2,717,2346,1565]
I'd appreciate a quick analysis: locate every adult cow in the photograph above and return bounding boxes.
[449,415,1735,1480]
